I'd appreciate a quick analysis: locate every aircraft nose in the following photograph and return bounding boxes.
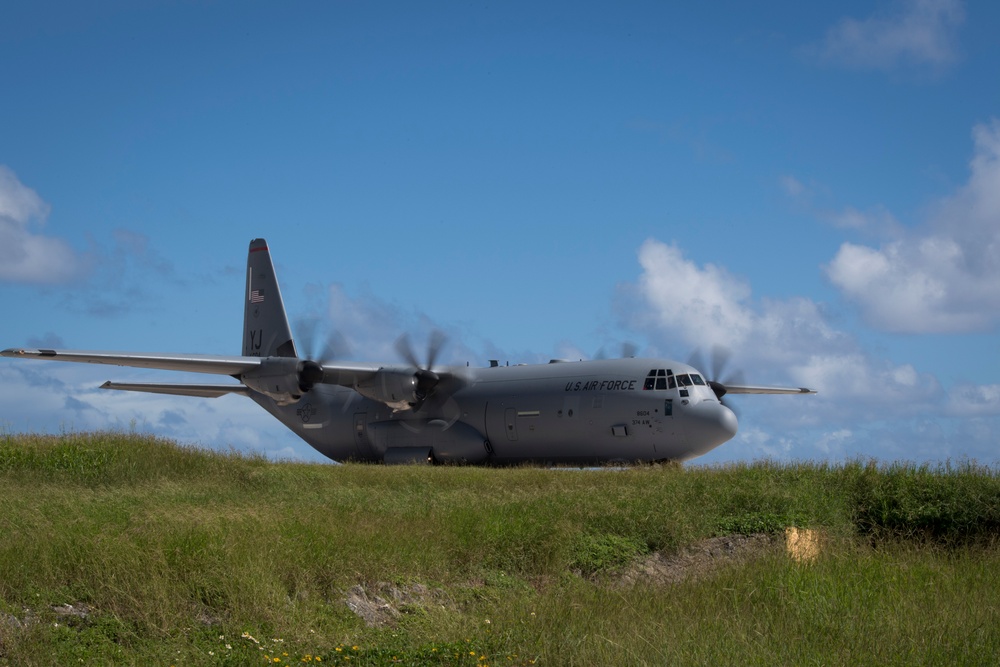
[684,400,738,457]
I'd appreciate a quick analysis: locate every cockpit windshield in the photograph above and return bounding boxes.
[676,374,706,387]
[643,370,706,391]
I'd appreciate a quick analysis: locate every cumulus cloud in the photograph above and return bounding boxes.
[621,239,948,420]
[826,119,1000,333]
[946,383,1000,417]
[625,239,849,365]
[815,0,965,72]
[0,360,320,461]
[628,241,754,352]
[0,166,82,284]
[619,237,1000,462]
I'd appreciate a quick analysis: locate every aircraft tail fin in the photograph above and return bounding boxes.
[243,239,297,358]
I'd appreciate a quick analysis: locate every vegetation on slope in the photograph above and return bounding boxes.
[0,431,997,665]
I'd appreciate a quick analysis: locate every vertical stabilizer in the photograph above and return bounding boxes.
[243,239,297,358]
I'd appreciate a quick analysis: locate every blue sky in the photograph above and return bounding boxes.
[2,0,998,464]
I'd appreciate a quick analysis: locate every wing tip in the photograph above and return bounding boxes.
[1,348,57,357]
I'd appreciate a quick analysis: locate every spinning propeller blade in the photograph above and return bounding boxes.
[689,345,744,416]
[294,317,351,393]
[395,331,447,408]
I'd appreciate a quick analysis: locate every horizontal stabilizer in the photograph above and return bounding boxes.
[100,381,251,398]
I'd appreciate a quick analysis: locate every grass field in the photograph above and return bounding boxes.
[1,430,998,665]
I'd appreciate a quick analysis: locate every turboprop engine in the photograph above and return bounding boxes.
[240,357,324,406]
[354,369,424,411]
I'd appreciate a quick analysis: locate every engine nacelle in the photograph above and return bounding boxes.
[241,357,306,405]
[354,369,419,410]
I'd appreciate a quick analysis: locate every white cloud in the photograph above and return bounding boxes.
[0,166,82,284]
[627,239,850,368]
[827,206,903,237]
[630,240,755,352]
[779,174,806,198]
[826,119,1000,333]
[816,0,965,72]
[730,426,795,461]
[945,383,1000,417]
[620,237,1000,463]
[323,283,485,367]
[622,239,949,421]
[815,429,854,457]
[0,361,323,462]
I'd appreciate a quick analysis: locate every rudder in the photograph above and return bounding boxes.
[243,238,297,358]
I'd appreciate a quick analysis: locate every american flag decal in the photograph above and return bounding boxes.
[250,289,265,303]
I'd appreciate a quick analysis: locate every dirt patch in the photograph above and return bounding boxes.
[344,582,450,629]
[344,533,790,625]
[616,533,778,587]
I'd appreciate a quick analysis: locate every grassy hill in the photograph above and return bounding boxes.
[0,431,998,665]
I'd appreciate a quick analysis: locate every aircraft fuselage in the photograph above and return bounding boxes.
[258,357,738,464]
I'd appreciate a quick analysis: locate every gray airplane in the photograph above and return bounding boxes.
[2,239,815,464]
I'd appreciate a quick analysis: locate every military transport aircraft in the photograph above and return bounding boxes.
[2,239,815,464]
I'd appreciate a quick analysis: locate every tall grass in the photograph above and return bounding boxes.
[0,431,997,665]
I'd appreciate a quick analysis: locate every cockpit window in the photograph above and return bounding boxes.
[643,369,707,391]
[644,368,675,391]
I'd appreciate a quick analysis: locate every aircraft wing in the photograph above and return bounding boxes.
[317,362,384,388]
[725,384,816,395]
[100,381,251,398]
[1,348,262,376]
[1,347,387,395]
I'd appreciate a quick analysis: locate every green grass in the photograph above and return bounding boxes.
[0,430,998,665]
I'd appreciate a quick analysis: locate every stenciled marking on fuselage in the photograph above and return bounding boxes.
[564,379,638,392]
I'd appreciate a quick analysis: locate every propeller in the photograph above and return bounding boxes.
[395,330,447,408]
[688,345,744,415]
[295,317,351,393]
